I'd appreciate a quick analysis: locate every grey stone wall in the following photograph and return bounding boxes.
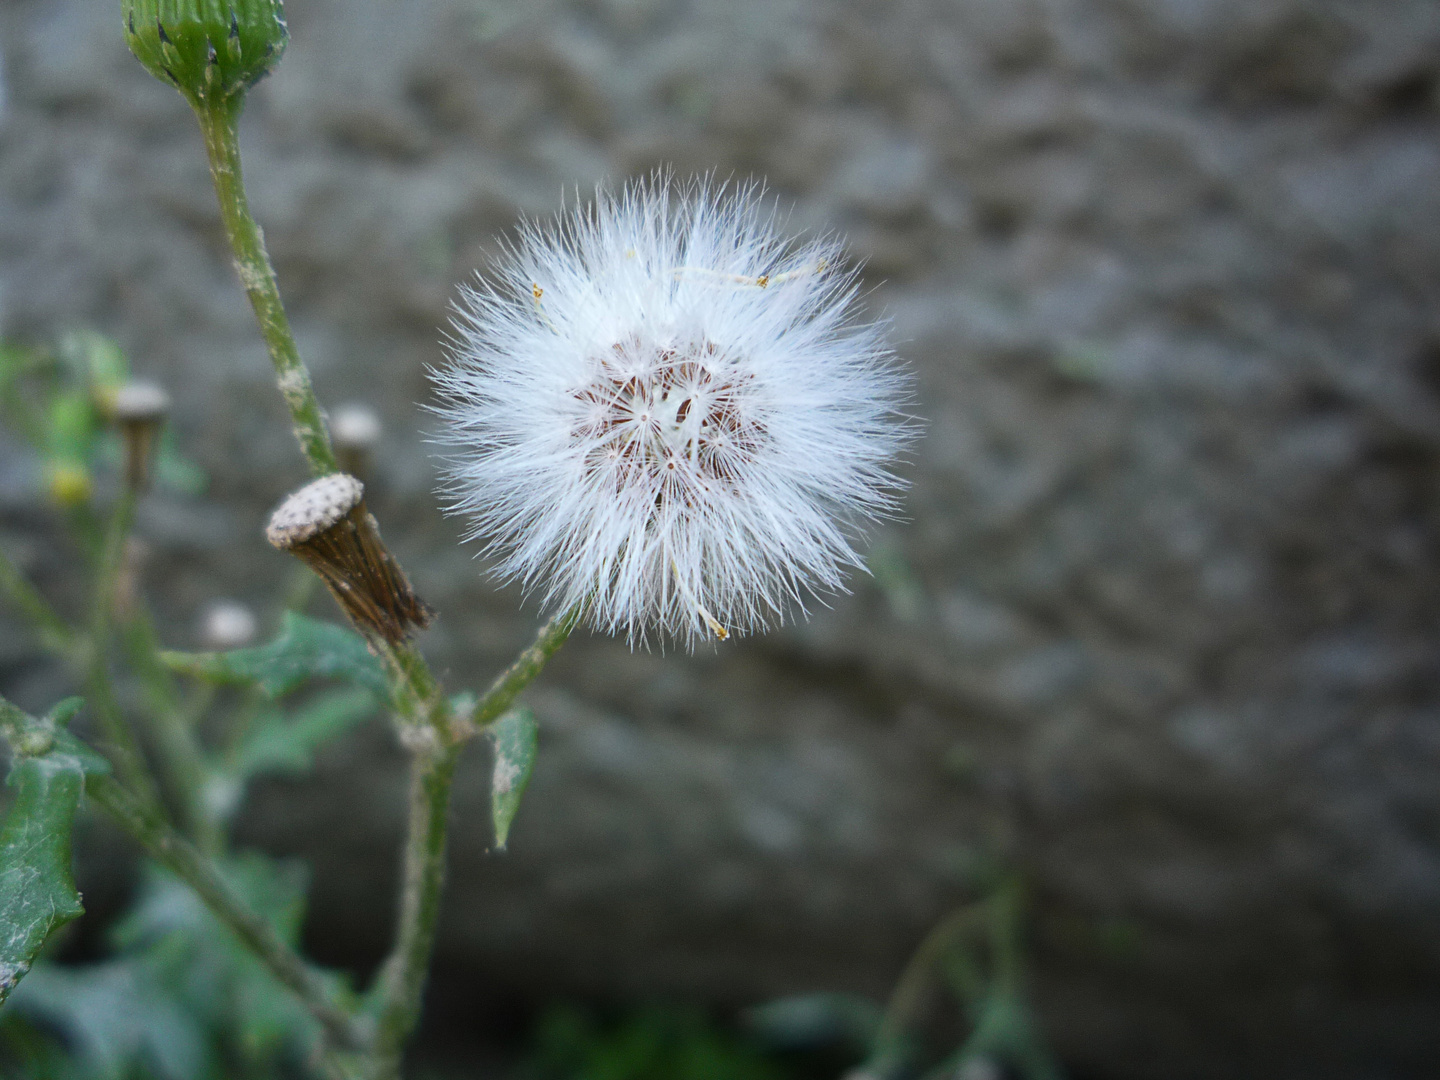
[2,1,1439,1077]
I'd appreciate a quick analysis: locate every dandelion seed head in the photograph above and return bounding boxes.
[431,174,913,647]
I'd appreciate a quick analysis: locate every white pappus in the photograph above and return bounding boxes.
[430,175,913,647]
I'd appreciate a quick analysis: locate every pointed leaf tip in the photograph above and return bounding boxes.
[488,707,538,851]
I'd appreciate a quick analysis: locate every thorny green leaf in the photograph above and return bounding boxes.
[489,706,539,851]
[162,611,386,698]
[0,697,108,1007]
[0,757,85,1008]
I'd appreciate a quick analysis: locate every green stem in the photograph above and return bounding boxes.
[86,771,365,1052]
[191,97,338,477]
[86,490,162,809]
[0,542,74,655]
[383,641,449,735]
[367,741,460,1074]
[122,609,223,853]
[0,544,75,656]
[465,608,579,733]
[191,80,581,1075]
[367,611,577,1075]
[877,903,986,1048]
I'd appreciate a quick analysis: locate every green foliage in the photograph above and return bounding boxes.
[165,612,386,699]
[527,1005,790,1080]
[488,706,538,850]
[0,546,381,1078]
[0,699,108,1007]
[0,618,379,1080]
[229,688,378,780]
[2,856,336,1080]
[743,994,881,1054]
[0,332,206,509]
[748,882,1064,1080]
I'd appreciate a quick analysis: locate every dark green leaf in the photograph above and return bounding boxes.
[0,695,108,1007]
[110,855,335,1064]
[489,706,539,851]
[6,853,341,1077]
[0,756,87,1006]
[163,612,386,698]
[230,687,379,779]
[6,958,215,1080]
[744,993,882,1052]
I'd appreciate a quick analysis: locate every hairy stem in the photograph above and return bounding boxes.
[87,771,364,1051]
[464,608,580,734]
[367,740,459,1074]
[367,611,576,1075]
[191,97,338,477]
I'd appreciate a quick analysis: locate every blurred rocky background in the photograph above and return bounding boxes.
[2,0,1440,1077]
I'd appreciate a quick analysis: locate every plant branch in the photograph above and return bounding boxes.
[121,608,222,853]
[366,739,459,1075]
[86,489,162,809]
[878,903,986,1046]
[86,771,365,1051]
[191,97,338,477]
[366,611,577,1075]
[190,82,580,1078]
[0,541,74,655]
[462,607,580,735]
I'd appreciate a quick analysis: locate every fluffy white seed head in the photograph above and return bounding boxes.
[431,175,912,647]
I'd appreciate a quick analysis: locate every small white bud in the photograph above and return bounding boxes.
[111,380,172,423]
[200,600,258,650]
[331,402,383,452]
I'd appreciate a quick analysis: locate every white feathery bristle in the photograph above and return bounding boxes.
[431,174,912,647]
[266,473,364,548]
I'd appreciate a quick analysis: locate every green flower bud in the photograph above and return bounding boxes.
[122,0,287,106]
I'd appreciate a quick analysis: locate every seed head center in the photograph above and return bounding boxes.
[573,337,766,498]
